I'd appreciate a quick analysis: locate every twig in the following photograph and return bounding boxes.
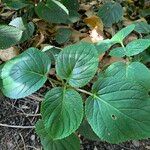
[0,123,35,129]
[19,133,26,150]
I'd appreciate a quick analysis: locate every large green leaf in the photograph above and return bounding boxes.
[41,87,83,139]
[103,61,150,90]
[0,25,22,49]
[97,2,123,27]
[35,120,80,150]
[85,77,150,143]
[125,39,150,56]
[9,17,34,43]
[1,48,50,99]
[111,24,135,43]
[35,0,69,24]
[56,42,98,87]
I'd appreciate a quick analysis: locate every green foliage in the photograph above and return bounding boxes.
[111,24,135,43]
[0,1,150,149]
[134,22,150,34]
[35,120,80,150]
[78,120,100,141]
[9,17,34,43]
[55,28,72,44]
[35,0,69,24]
[2,0,33,10]
[56,42,98,87]
[42,45,61,64]
[0,25,22,49]
[98,2,123,27]
[85,77,150,143]
[104,62,150,90]
[1,48,51,98]
[41,87,83,139]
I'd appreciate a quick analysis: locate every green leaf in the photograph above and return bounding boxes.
[126,39,150,56]
[85,77,150,143]
[0,25,22,49]
[109,47,125,57]
[35,0,69,24]
[104,61,150,90]
[61,0,79,11]
[134,22,150,34]
[2,0,32,10]
[9,17,34,43]
[95,39,116,55]
[67,10,80,23]
[140,8,150,17]
[78,119,100,141]
[56,42,98,87]
[35,120,80,150]
[111,24,135,43]
[1,48,50,99]
[42,45,61,64]
[41,87,83,139]
[55,28,72,44]
[97,2,123,27]
[60,0,80,23]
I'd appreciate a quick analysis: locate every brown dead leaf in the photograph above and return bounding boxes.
[0,47,19,61]
[84,15,103,31]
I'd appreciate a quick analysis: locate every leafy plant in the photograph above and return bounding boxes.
[0,0,150,149]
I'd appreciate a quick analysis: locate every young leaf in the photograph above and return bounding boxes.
[104,61,150,90]
[126,39,150,56]
[35,120,80,150]
[9,17,35,43]
[109,47,125,57]
[97,2,123,27]
[56,42,98,87]
[1,48,50,99]
[41,87,83,139]
[0,25,22,49]
[35,0,69,24]
[96,39,116,55]
[85,77,150,143]
[111,24,135,43]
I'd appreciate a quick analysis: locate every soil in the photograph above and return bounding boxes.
[0,93,150,150]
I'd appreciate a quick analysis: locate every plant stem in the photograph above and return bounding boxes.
[76,88,93,96]
[48,78,62,86]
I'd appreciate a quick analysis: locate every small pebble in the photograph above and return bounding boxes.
[31,134,35,141]
[132,140,140,147]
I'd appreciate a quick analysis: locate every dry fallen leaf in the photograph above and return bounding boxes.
[0,47,19,61]
[84,15,103,31]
